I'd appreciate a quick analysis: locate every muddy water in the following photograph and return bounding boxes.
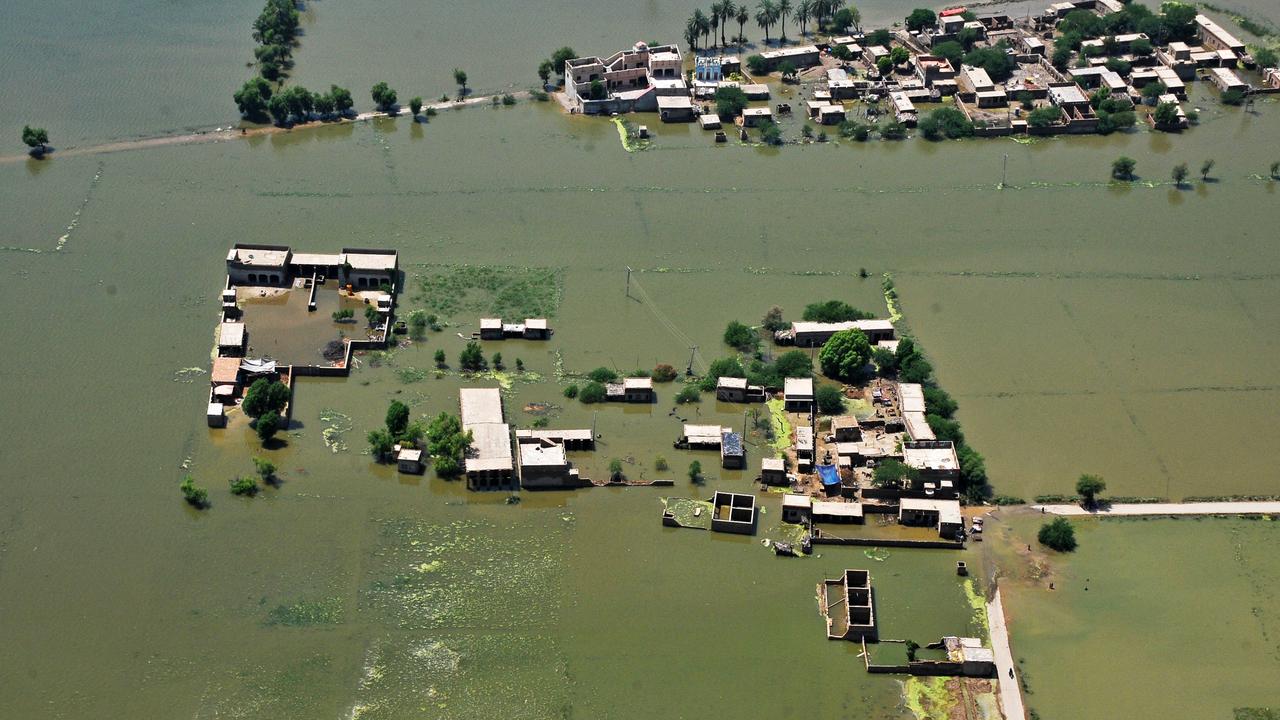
[4,1,1280,714]
[993,512,1280,719]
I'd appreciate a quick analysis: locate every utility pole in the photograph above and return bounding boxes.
[625,266,632,299]
[1000,152,1008,190]
[686,345,698,376]
[592,410,598,439]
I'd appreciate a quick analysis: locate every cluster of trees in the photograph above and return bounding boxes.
[802,299,874,322]
[1087,88,1136,135]
[234,79,354,125]
[243,378,290,444]
[1038,517,1077,551]
[685,0,860,50]
[698,347,813,393]
[1051,3,1196,70]
[425,411,472,477]
[21,125,50,157]
[459,341,486,371]
[918,106,973,141]
[251,0,300,82]
[367,399,426,461]
[723,320,759,351]
[834,116,908,142]
[536,47,577,87]
[371,82,398,112]
[962,43,1015,82]
[1027,105,1063,129]
[818,328,871,382]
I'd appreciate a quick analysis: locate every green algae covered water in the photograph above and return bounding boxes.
[3,0,1280,716]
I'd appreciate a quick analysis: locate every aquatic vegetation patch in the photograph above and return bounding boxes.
[411,264,563,320]
[319,408,353,453]
[612,117,651,152]
[395,366,430,383]
[904,676,956,720]
[265,596,343,626]
[962,578,989,638]
[765,399,793,454]
[1236,708,1280,720]
[173,367,206,383]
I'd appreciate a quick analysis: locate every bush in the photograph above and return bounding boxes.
[652,364,678,382]
[723,320,757,351]
[992,495,1026,506]
[866,29,892,47]
[608,458,624,481]
[1027,106,1061,128]
[773,350,813,378]
[180,475,208,508]
[923,387,957,418]
[675,385,701,404]
[564,384,579,399]
[654,455,669,472]
[759,121,783,146]
[1153,101,1180,128]
[745,54,769,75]
[367,428,395,461]
[873,459,919,488]
[879,120,907,140]
[688,460,703,483]
[838,119,871,141]
[579,381,606,403]
[815,385,846,415]
[1038,518,1078,552]
[587,367,618,383]
[252,456,277,483]
[1221,89,1245,106]
[802,300,873,323]
[230,476,259,496]
[385,400,410,436]
[501,93,516,106]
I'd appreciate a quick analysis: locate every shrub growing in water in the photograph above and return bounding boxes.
[180,475,208,508]
[675,385,702,404]
[578,381,606,403]
[230,476,259,496]
[1038,517,1078,551]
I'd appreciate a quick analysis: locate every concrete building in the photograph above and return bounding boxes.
[720,430,745,469]
[478,317,552,340]
[794,425,815,464]
[679,424,730,449]
[742,107,773,127]
[711,491,757,534]
[817,104,847,125]
[889,91,918,126]
[899,497,964,538]
[218,321,246,357]
[396,447,424,474]
[760,45,821,71]
[716,376,765,403]
[225,244,290,286]
[945,636,997,677]
[657,95,695,122]
[761,457,788,486]
[781,493,812,523]
[1209,66,1248,93]
[564,42,685,114]
[903,440,960,484]
[812,500,865,524]
[516,435,585,488]
[831,416,861,442]
[785,319,896,347]
[784,377,814,413]
[225,244,398,290]
[207,402,226,428]
[1196,14,1246,55]
[606,377,655,403]
[460,388,514,489]
[822,569,877,641]
[915,55,958,88]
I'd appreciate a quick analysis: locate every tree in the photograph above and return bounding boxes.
[459,341,485,371]
[579,381,607,403]
[759,120,783,145]
[563,384,579,399]
[1038,517,1078,552]
[931,40,964,65]
[715,86,749,119]
[537,59,554,86]
[1171,162,1188,187]
[230,476,259,496]
[866,28,892,47]
[723,320,757,350]
[803,300,873,322]
[242,379,289,418]
[919,107,974,140]
[831,43,854,61]
[963,45,1014,82]
[779,60,798,82]
[268,94,291,125]
[816,384,845,414]
[831,7,856,32]
[756,0,777,44]
[685,16,702,51]
[653,364,678,382]
[872,347,897,376]
[386,400,410,436]
[872,459,918,488]
[819,329,871,381]
[608,458,625,481]
[256,410,281,443]
[1254,47,1279,69]
[1153,101,1180,128]
[180,475,209,508]
[923,387,958,418]
[1199,158,1215,181]
[889,46,910,67]
[795,0,813,35]
[1271,160,1280,179]
[588,367,619,383]
[453,68,468,97]
[21,125,50,156]
[688,460,704,483]
[926,413,963,444]
[314,93,336,117]
[762,306,787,332]
[905,7,937,32]
[588,79,607,100]
[1221,88,1245,106]
[736,4,750,43]
[876,56,893,76]
[1076,473,1106,508]
[745,53,769,75]
[1028,105,1062,128]
[365,305,381,326]
[879,119,907,140]
[233,78,272,120]
[551,47,577,76]
[655,455,670,472]
[426,412,470,477]
[1111,156,1136,181]
[371,82,397,111]
[491,352,503,370]
[773,350,813,378]
[409,96,423,118]
[676,384,702,403]
[328,85,354,114]
[252,456,277,484]
[433,348,447,367]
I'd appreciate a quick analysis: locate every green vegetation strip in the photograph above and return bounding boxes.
[963,579,989,639]
[266,597,343,626]
[412,263,563,320]
[765,398,792,455]
[904,676,956,720]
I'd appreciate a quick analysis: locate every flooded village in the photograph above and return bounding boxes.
[6,0,1280,717]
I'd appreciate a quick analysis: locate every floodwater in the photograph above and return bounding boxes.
[3,0,1280,716]
[994,512,1280,719]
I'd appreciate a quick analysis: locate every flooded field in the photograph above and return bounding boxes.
[994,512,1280,719]
[4,0,1280,716]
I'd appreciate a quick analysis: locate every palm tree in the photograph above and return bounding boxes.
[710,4,722,49]
[756,0,777,44]
[848,3,862,32]
[736,5,750,45]
[694,8,711,48]
[777,0,793,41]
[685,16,701,51]
[795,0,813,35]
[720,1,736,45]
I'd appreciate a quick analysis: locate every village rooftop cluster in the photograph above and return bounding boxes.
[560,1,1275,140]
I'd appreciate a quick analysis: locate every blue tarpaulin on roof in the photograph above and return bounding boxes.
[817,464,840,486]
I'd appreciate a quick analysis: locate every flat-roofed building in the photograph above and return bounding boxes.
[606,377,655,403]
[742,106,774,127]
[563,42,684,114]
[817,103,847,125]
[218,321,247,356]
[721,430,745,469]
[784,377,814,412]
[794,425,815,462]
[657,94,695,122]
[832,416,861,442]
[781,493,811,523]
[460,387,513,489]
[761,457,788,486]
[1196,13,1246,54]
[716,376,765,402]
[899,497,963,538]
[1209,66,1247,93]
[760,45,820,70]
[517,435,586,488]
[904,412,936,441]
[680,424,730,448]
[397,447,424,474]
[226,244,291,286]
[813,499,865,524]
[788,319,895,347]
[903,440,960,484]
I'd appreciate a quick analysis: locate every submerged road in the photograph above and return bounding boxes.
[1034,501,1280,516]
[987,588,1026,720]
